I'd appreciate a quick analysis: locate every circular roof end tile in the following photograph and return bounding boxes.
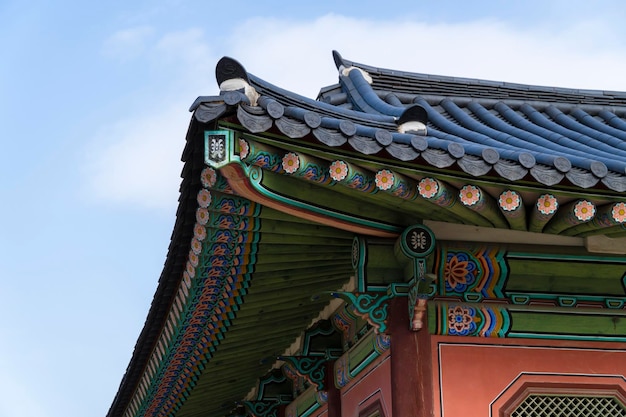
[303,111,322,128]
[339,120,357,137]
[448,142,465,159]
[410,136,428,152]
[589,161,608,178]
[554,156,572,173]
[266,100,285,119]
[223,91,244,106]
[482,148,500,164]
[518,152,536,169]
[374,129,393,146]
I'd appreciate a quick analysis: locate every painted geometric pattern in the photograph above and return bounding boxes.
[436,245,507,299]
[331,305,359,350]
[123,167,260,417]
[239,138,332,185]
[434,302,511,337]
[511,395,626,417]
[237,137,626,236]
[430,245,510,338]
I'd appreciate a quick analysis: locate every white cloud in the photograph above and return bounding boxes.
[86,14,626,211]
[154,28,211,68]
[101,26,155,61]
[229,14,626,95]
[86,28,218,211]
[84,101,189,211]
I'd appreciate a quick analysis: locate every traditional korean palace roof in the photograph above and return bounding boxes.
[108,52,626,417]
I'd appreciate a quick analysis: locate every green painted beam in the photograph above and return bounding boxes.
[510,311,626,340]
[506,259,626,296]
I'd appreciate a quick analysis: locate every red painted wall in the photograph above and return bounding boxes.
[340,353,392,417]
[305,334,625,417]
[431,336,626,417]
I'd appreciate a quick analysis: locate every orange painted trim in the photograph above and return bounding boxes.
[220,163,401,238]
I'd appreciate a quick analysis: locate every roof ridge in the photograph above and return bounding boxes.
[334,51,626,107]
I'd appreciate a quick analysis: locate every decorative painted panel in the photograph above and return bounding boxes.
[205,130,235,168]
[430,244,626,341]
[436,245,507,300]
[432,302,510,337]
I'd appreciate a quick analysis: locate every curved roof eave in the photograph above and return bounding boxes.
[109,52,626,417]
[190,55,626,193]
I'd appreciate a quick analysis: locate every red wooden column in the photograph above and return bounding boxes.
[388,297,434,417]
[325,361,342,417]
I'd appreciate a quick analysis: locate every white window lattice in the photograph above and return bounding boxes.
[511,395,626,417]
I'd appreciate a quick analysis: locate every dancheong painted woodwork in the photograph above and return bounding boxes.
[108,52,626,417]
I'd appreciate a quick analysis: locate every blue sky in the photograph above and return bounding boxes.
[2,1,626,416]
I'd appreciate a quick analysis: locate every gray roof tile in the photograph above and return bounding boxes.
[191,54,626,193]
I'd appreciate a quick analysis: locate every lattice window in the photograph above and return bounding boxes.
[511,394,626,417]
